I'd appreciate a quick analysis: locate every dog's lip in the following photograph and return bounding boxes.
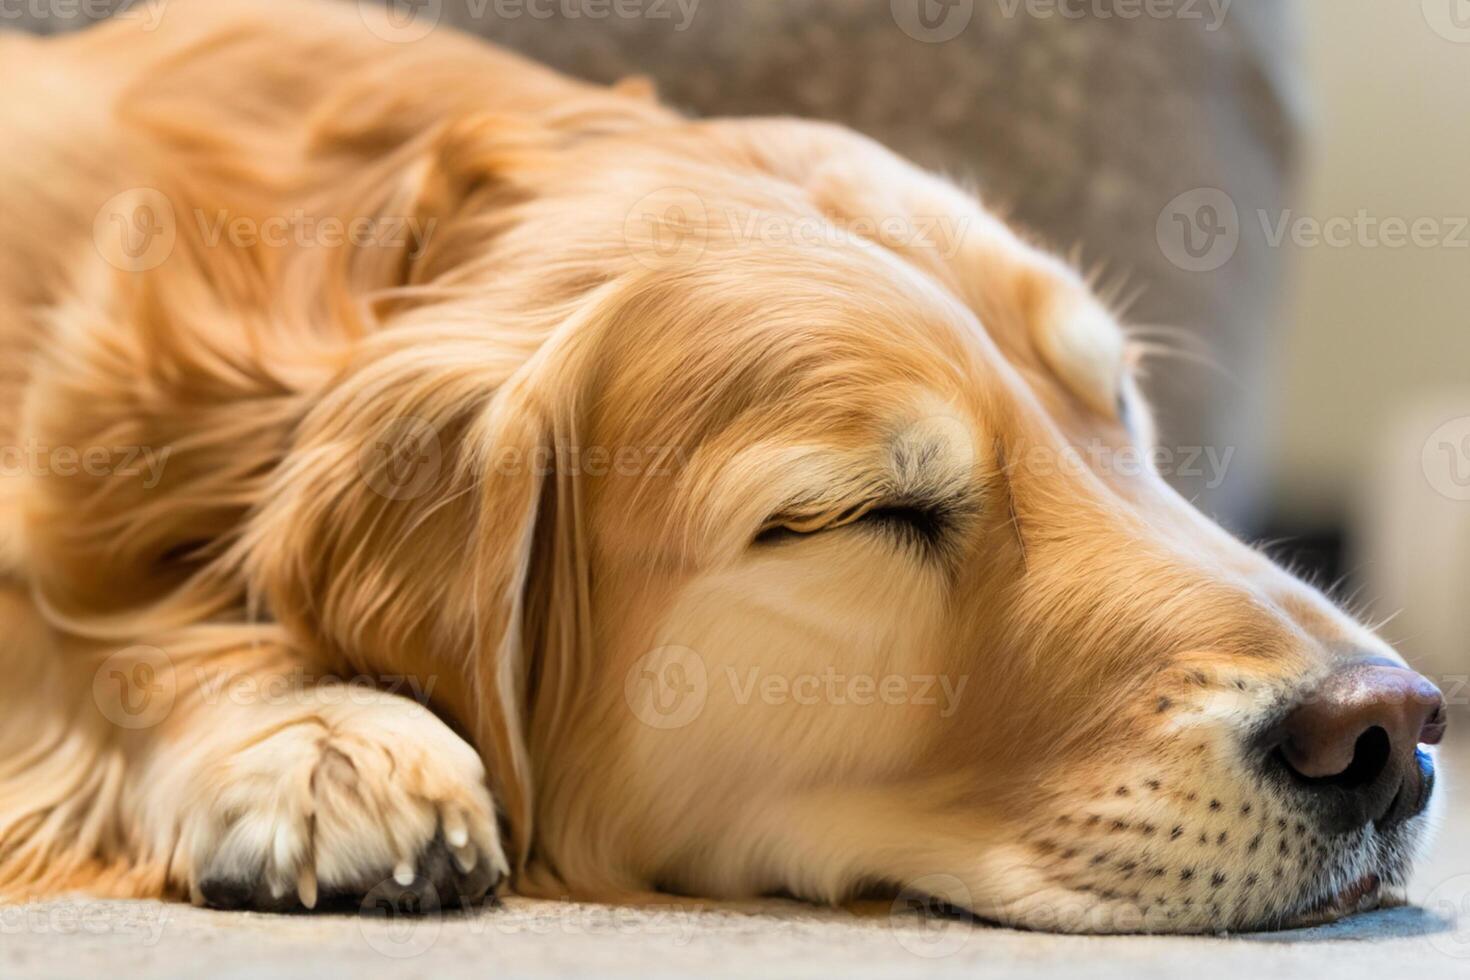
[1277,873,1385,929]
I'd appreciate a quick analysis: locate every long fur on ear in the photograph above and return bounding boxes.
[228,263,635,870]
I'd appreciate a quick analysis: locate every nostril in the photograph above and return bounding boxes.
[1280,726,1392,790]
[1268,661,1445,833]
[1277,663,1444,779]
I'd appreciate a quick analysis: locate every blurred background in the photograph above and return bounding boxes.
[11,0,1467,793]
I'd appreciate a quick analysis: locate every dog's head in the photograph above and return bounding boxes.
[257,114,1445,933]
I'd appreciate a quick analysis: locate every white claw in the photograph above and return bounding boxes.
[451,843,478,874]
[443,808,470,850]
[393,860,416,887]
[298,865,318,910]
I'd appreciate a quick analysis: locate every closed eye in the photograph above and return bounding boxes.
[852,504,949,547]
[754,500,956,551]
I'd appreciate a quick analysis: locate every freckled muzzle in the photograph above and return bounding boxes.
[1008,657,1446,933]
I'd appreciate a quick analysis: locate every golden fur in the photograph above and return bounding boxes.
[0,0,1436,931]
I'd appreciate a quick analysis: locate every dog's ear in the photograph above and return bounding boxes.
[238,315,597,868]
[462,368,596,867]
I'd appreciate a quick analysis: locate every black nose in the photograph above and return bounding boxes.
[1274,660,1445,833]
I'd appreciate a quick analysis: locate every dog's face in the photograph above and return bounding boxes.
[271,118,1441,933]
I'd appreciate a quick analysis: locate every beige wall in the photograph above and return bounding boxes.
[1274,0,1470,522]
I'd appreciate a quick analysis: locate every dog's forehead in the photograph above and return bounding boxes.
[589,216,1130,476]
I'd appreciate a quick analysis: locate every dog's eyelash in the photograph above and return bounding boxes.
[754,501,952,551]
[855,505,949,547]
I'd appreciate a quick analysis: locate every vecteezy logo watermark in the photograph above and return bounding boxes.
[93,188,177,273]
[891,0,975,42]
[622,187,710,269]
[91,645,176,730]
[360,0,443,43]
[1423,416,1470,502]
[1422,0,1470,43]
[359,416,443,501]
[1156,188,1240,273]
[95,193,436,271]
[0,0,168,31]
[1424,873,1470,957]
[624,645,709,730]
[358,878,444,959]
[890,873,974,958]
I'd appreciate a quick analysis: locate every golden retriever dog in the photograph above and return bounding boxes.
[0,0,1447,933]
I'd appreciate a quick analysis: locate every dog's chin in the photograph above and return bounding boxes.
[1275,873,1395,929]
[942,870,1407,935]
[1270,780,1441,930]
[918,816,1431,935]
[1267,825,1425,932]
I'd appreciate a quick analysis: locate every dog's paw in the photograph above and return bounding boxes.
[179,693,506,913]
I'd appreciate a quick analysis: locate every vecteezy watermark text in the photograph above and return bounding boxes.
[992,0,1232,31]
[194,668,439,710]
[1019,440,1236,490]
[622,186,973,269]
[94,191,439,274]
[625,646,971,730]
[194,209,437,259]
[892,0,1231,44]
[0,0,166,30]
[0,899,170,946]
[1158,188,1470,273]
[1,440,170,488]
[363,0,700,44]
